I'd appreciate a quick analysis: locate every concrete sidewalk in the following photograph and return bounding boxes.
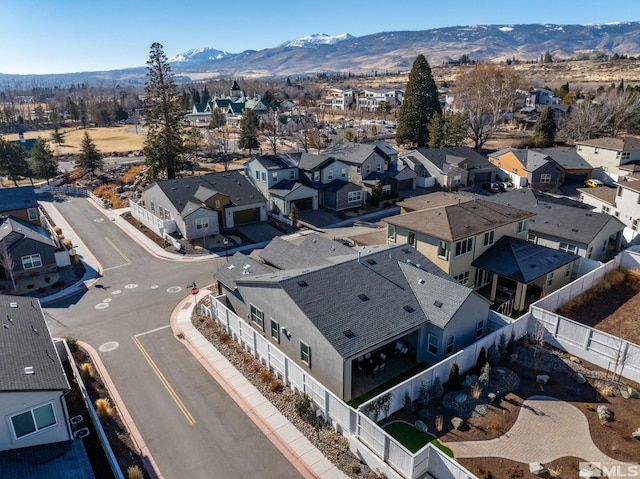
[170,289,348,479]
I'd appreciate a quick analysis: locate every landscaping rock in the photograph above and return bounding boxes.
[621,390,631,399]
[487,392,496,403]
[572,373,586,384]
[628,386,640,399]
[451,417,464,430]
[597,405,614,422]
[529,462,546,475]
[536,375,550,384]
[414,420,427,433]
[454,393,467,404]
[570,356,581,363]
[509,353,518,363]
[633,427,640,439]
[579,465,601,478]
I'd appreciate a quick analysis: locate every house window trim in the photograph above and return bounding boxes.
[21,253,42,270]
[270,319,280,343]
[348,191,362,203]
[455,237,473,257]
[300,341,311,367]
[11,402,57,440]
[540,173,552,183]
[387,225,396,243]
[250,304,265,330]
[476,320,484,338]
[195,217,209,230]
[27,208,38,221]
[313,171,321,182]
[517,219,527,233]
[483,230,495,247]
[445,336,455,356]
[559,242,577,254]
[427,334,438,356]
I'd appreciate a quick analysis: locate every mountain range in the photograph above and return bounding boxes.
[2,23,640,87]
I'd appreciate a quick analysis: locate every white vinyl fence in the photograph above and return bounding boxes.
[35,185,109,208]
[205,295,476,479]
[129,200,177,238]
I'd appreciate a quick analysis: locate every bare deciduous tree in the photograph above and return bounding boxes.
[452,63,524,151]
[204,127,234,171]
[0,242,16,291]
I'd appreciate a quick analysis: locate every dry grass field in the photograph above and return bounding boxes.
[5,125,146,154]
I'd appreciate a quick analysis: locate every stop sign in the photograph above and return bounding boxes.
[191,287,199,295]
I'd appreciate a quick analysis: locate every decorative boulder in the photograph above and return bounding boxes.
[621,390,631,399]
[632,427,640,439]
[414,420,428,433]
[628,386,640,399]
[455,393,467,404]
[597,405,614,423]
[529,462,546,475]
[579,465,601,478]
[572,373,586,384]
[487,393,496,403]
[451,417,464,430]
[536,375,550,384]
[570,356,581,364]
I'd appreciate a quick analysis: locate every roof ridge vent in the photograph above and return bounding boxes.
[24,366,34,375]
[418,278,425,284]
[434,300,443,308]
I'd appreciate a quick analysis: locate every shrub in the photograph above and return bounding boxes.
[248,359,263,373]
[435,415,443,433]
[429,377,444,399]
[417,381,430,406]
[583,403,595,411]
[295,392,312,417]
[218,331,230,343]
[54,226,63,235]
[475,347,487,375]
[497,333,508,358]
[95,398,113,418]
[479,362,491,385]
[549,465,562,478]
[66,337,79,353]
[448,363,461,390]
[80,363,93,380]
[507,464,524,478]
[598,385,615,398]
[403,390,414,414]
[487,344,500,365]
[351,464,362,474]
[259,369,275,383]
[127,465,144,479]
[269,380,284,392]
[471,383,482,399]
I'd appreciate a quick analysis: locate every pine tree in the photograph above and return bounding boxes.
[428,112,445,148]
[0,137,31,186]
[238,110,260,154]
[533,106,557,147]
[143,42,186,181]
[396,55,441,148]
[29,137,58,183]
[77,131,103,176]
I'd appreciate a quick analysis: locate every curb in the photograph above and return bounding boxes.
[78,341,164,479]
[170,290,347,479]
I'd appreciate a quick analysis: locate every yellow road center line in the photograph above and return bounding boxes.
[105,237,132,264]
[132,336,196,425]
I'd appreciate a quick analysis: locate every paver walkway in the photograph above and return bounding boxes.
[445,395,628,465]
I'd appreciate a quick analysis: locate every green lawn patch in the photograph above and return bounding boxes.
[348,363,430,408]
[383,422,453,457]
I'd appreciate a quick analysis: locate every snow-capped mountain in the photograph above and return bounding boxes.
[168,47,231,63]
[278,33,354,48]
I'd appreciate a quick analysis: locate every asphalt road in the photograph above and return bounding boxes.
[44,197,301,479]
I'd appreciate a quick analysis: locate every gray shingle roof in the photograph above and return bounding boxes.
[0,186,38,212]
[297,153,336,171]
[323,141,396,165]
[269,180,309,198]
[259,237,332,270]
[216,252,273,290]
[241,245,465,358]
[412,146,493,170]
[576,136,640,151]
[298,234,353,258]
[150,171,266,212]
[0,296,69,392]
[252,153,301,170]
[538,149,592,170]
[0,216,56,247]
[472,236,578,283]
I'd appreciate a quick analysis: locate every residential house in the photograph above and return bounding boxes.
[525,87,560,107]
[399,147,496,190]
[0,186,41,226]
[575,136,640,181]
[244,153,318,216]
[326,88,358,110]
[489,148,564,191]
[357,88,404,112]
[216,240,491,401]
[385,197,534,287]
[0,216,60,283]
[140,171,267,240]
[472,235,579,311]
[480,189,624,261]
[0,295,72,451]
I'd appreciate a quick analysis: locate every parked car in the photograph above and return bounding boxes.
[585,179,604,187]
[482,182,501,193]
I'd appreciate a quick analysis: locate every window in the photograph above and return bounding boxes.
[164,209,171,220]
[455,237,473,256]
[528,233,537,243]
[290,170,295,179]
[272,172,278,182]
[11,403,56,439]
[314,171,320,182]
[615,211,620,218]
[27,208,38,220]
[512,167,518,174]
[250,304,264,330]
[327,170,333,180]
[617,186,622,197]
[348,191,361,203]
[476,320,484,338]
[256,171,260,180]
[195,218,209,230]
[547,271,554,287]
[300,341,311,366]
[270,319,280,342]
[588,246,593,258]
[215,199,221,209]
[376,163,381,172]
[559,242,577,254]
[602,240,607,252]
[565,264,572,277]
[454,271,470,285]
[633,219,638,232]
[387,225,396,242]
[437,240,448,259]
[483,230,495,247]
[150,201,155,213]
[445,336,455,355]
[407,231,415,246]
[261,172,266,183]
[365,164,371,173]
[21,254,42,270]
[158,206,163,218]
[594,147,599,154]
[428,334,438,355]
[602,205,610,214]
[382,184,391,194]
[517,219,527,233]
[357,166,361,174]
[341,168,347,178]
[540,173,551,183]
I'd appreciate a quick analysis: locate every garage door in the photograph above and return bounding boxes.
[565,173,588,184]
[292,197,313,211]
[233,208,260,226]
[471,171,492,185]
[396,179,413,190]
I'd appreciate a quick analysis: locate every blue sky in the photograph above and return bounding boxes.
[2,0,638,75]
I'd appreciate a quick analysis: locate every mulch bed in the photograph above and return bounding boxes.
[71,348,148,479]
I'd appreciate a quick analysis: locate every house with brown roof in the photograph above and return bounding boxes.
[385,197,534,287]
[576,136,640,181]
